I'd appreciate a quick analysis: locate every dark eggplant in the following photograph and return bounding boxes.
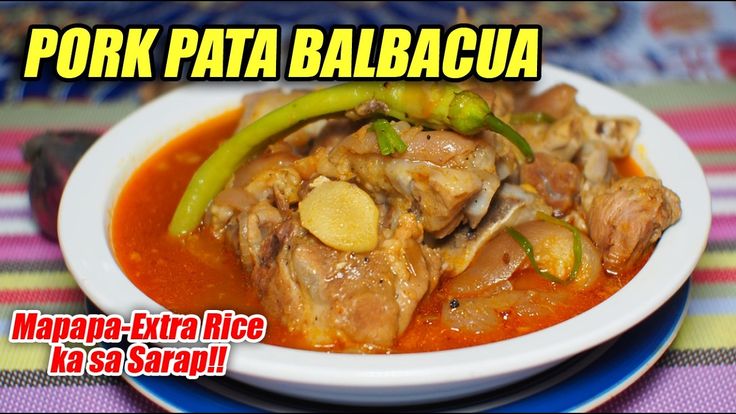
[22,131,99,241]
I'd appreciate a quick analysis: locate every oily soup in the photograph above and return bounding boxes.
[111,105,649,354]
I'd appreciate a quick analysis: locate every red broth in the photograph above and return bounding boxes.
[111,109,645,353]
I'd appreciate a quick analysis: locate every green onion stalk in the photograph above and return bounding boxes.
[371,118,408,156]
[169,81,535,236]
[505,212,583,284]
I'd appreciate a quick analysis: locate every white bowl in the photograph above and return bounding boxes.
[59,64,711,406]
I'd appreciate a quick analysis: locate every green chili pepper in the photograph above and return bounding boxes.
[485,113,535,163]
[169,82,533,236]
[371,119,407,156]
[510,112,556,124]
[447,91,535,164]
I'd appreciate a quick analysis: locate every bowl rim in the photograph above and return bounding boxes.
[58,63,711,389]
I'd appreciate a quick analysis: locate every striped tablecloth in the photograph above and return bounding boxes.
[1,82,735,412]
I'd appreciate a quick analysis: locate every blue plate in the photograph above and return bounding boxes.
[108,281,690,412]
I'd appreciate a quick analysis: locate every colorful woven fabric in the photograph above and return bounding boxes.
[0,81,735,412]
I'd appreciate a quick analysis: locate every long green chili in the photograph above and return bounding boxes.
[485,113,535,163]
[447,91,535,164]
[505,213,583,284]
[169,82,534,236]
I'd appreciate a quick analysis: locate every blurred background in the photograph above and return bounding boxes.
[1,2,735,413]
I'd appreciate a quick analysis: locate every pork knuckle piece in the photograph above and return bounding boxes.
[586,177,681,275]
